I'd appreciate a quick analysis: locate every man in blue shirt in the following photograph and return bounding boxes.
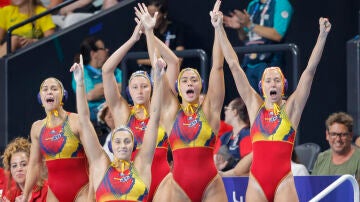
[223,0,293,92]
[72,36,122,123]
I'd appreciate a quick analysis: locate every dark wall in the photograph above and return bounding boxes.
[0,0,359,152]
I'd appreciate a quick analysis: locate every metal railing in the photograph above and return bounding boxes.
[121,49,209,91]
[5,0,76,56]
[309,174,359,202]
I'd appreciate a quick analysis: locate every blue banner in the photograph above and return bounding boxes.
[223,176,355,202]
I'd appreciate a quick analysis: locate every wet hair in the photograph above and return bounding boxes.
[325,112,353,133]
[79,36,102,65]
[2,137,31,171]
[146,0,168,14]
[230,97,250,126]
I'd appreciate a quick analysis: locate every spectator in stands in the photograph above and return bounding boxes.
[97,103,116,161]
[1,137,48,201]
[50,0,102,28]
[214,97,252,171]
[136,0,185,73]
[223,0,293,93]
[0,166,6,198]
[354,135,360,148]
[72,36,122,124]
[312,112,360,183]
[291,149,309,176]
[0,0,55,57]
[21,77,90,202]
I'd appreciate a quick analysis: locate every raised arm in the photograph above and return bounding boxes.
[153,36,180,93]
[21,123,43,201]
[212,1,262,121]
[71,58,109,169]
[134,56,165,187]
[202,0,225,131]
[135,3,180,94]
[102,21,143,126]
[286,18,331,128]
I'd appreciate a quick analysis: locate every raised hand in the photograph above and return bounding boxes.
[152,52,166,84]
[70,54,84,84]
[234,9,251,27]
[131,17,144,42]
[319,17,331,35]
[210,0,223,28]
[134,3,158,31]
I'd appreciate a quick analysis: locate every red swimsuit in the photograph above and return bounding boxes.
[250,105,296,202]
[169,107,218,201]
[39,113,89,202]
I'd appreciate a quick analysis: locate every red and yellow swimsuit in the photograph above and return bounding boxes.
[39,113,89,202]
[96,163,148,202]
[169,107,217,201]
[250,104,296,202]
[127,108,169,201]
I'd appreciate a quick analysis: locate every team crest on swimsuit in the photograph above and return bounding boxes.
[40,127,66,156]
[109,169,135,196]
[174,113,202,143]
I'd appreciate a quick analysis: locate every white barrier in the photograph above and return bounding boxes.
[309,174,359,202]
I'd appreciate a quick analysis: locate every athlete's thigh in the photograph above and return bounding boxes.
[274,175,299,202]
[203,175,228,202]
[246,176,267,202]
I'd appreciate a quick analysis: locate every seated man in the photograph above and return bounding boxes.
[312,112,360,183]
[72,36,122,124]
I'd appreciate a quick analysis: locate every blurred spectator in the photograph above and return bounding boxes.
[50,0,101,28]
[0,0,55,57]
[72,36,122,124]
[97,103,116,161]
[0,167,6,198]
[1,137,48,201]
[136,0,185,73]
[312,112,360,183]
[214,97,252,171]
[223,0,293,92]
